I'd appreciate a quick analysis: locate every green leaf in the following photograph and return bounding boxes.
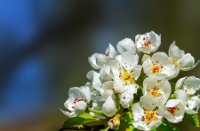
[119,111,137,131]
[63,113,102,128]
[157,122,180,131]
[185,113,200,127]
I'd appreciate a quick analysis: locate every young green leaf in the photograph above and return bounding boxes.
[63,113,101,128]
[185,113,200,127]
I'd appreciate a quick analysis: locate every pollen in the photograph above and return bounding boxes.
[167,107,178,115]
[143,110,158,124]
[119,70,135,85]
[149,87,161,97]
[150,64,162,74]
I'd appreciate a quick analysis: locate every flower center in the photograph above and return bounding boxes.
[143,38,152,48]
[149,87,161,97]
[119,70,135,85]
[150,64,162,74]
[167,107,178,115]
[143,110,158,124]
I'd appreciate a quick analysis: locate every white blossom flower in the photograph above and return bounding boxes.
[112,52,141,93]
[175,76,200,114]
[169,42,199,71]
[164,99,185,123]
[142,52,177,80]
[141,77,171,109]
[102,96,118,117]
[61,31,200,131]
[135,31,161,54]
[116,38,136,54]
[112,52,141,108]
[61,86,91,118]
[132,103,164,131]
[88,44,116,69]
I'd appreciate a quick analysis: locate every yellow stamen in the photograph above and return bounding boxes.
[119,70,135,85]
[143,110,158,124]
[150,64,162,74]
[149,87,161,97]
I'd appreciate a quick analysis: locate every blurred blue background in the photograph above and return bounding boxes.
[0,0,200,131]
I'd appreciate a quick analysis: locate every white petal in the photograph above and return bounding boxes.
[120,52,139,70]
[80,86,91,103]
[124,84,139,94]
[185,96,200,114]
[117,38,136,54]
[102,81,114,90]
[159,79,171,96]
[140,95,158,110]
[174,89,187,102]
[165,99,180,107]
[147,31,161,51]
[184,76,200,95]
[100,65,112,81]
[132,103,144,121]
[74,101,87,114]
[64,97,75,111]
[100,60,119,81]
[88,53,107,69]
[168,42,184,60]
[86,70,102,93]
[143,77,158,88]
[102,97,118,117]
[147,120,162,131]
[175,77,187,89]
[142,56,152,76]
[143,77,158,95]
[105,43,117,58]
[102,81,115,100]
[68,87,84,100]
[152,52,169,65]
[120,91,134,108]
[60,108,76,118]
[113,77,125,93]
[161,64,177,79]
[180,53,196,71]
[132,65,142,80]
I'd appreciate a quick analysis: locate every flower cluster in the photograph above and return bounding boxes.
[61,31,200,131]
